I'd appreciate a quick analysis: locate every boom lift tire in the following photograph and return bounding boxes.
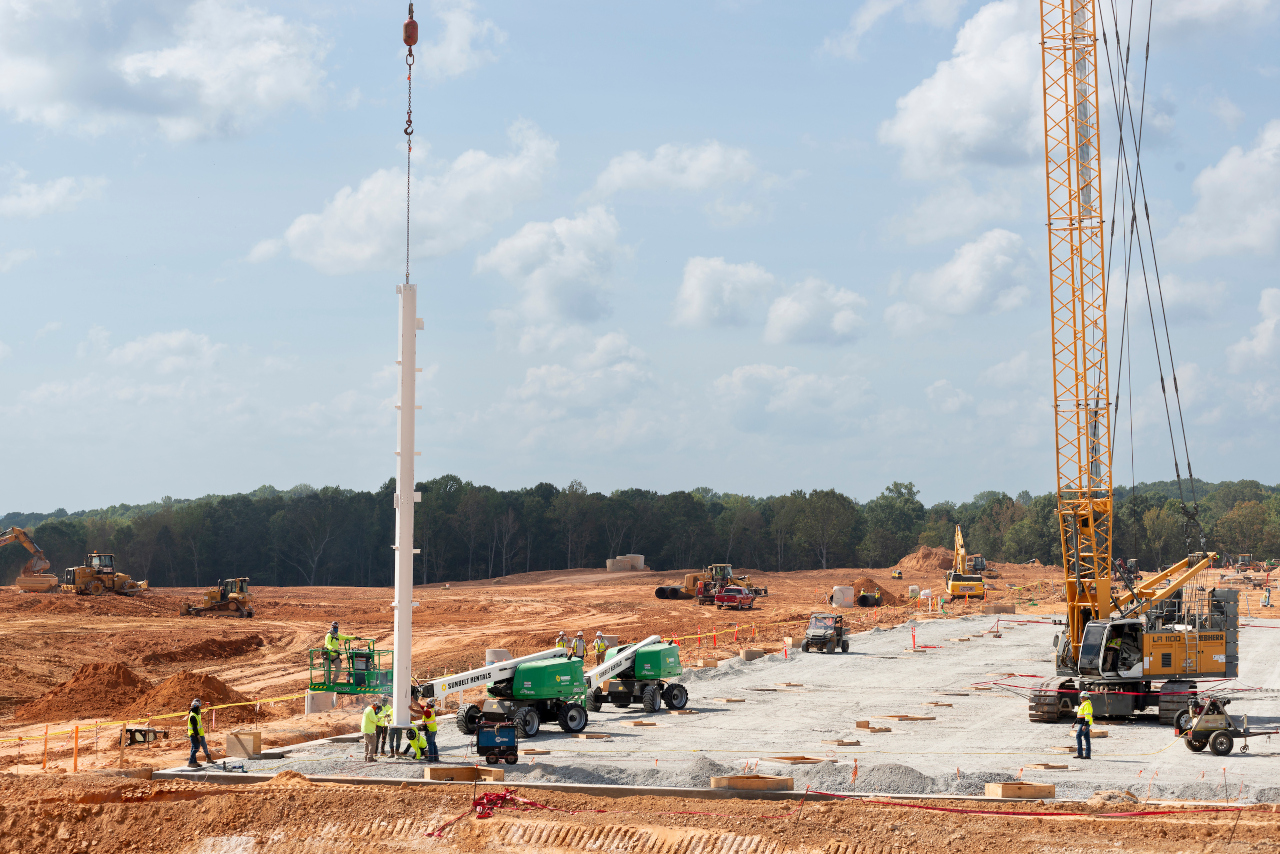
[662,683,688,709]
[586,688,603,712]
[1209,731,1234,756]
[641,685,662,713]
[556,703,588,733]
[456,703,482,735]
[514,706,540,738]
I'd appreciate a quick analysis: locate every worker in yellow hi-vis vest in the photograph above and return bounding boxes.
[1073,691,1094,760]
[187,699,214,768]
[592,632,608,666]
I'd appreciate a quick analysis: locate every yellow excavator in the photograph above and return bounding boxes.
[61,553,148,596]
[2,527,58,593]
[947,526,985,601]
[181,578,255,618]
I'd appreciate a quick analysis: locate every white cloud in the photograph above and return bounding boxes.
[822,0,965,59]
[590,141,758,197]
[672,257,775,328]
[1160,0,1277,26]
[1122,273,1227,322]
[926,379,972,413]
[35,322,62,339]
[515,333,649,407]
[891,177,1025,243]
[713,364,868,434]
[886,228,1033,334]
[268,121,556,274]
[0,168,106,217]
[0,0,328,138]
[763,278,867,345]
[0,248,36,272]
[982,350,1031,386]
[107,330,223,374]
[1165,120,1280,260]
[0,340,10,361]
[878,0,1039,178]
[416,0,505,80]
[1228,288,1280,370]
[1211,95,1245,130]
[477,206,625,330]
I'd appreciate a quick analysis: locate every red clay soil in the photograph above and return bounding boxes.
[894,545,955,575]
[842,576,900,605]
[13,663,153,724]
[122,671,263,724]
[139,634,265,665]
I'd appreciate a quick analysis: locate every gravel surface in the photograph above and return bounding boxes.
[214,614,1280,801]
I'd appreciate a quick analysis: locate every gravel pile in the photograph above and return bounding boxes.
[509,756,735,788]
[849,763,938,795]
[945,770,1018,796]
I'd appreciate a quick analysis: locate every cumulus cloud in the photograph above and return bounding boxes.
[885,228,1033,334]
[1160,0,1278,26]
[0,248,36,273]
[672,257,775,328]
[107,330,223,374]
[0,168,107,217]
[764,278,867,345]
[822,0,965,59]
[416,0,506,80]
[1165,120,1280,261]
[982,350,1032,386]
[713,364,868,434]
[878,0,1039,179]
[926,378,972,413]
[0,0,329,139]
[478,206,625,335]
[590,141,759,197]
[1228,288,1280,371]
[263,121,556,274]
[891,178,1025,243]
[515,333,649,407]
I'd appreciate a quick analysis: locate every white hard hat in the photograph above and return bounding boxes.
[577,631,583,636]
[596,631,603,636]
[191,699,201,707]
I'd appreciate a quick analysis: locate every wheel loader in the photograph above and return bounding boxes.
[60,553,147,596]
[181,578,255,618]
[654,564,768,602]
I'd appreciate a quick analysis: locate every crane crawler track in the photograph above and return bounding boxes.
[1028,677,1074,723]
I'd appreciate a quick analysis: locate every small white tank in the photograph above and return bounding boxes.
[829,586,858,608]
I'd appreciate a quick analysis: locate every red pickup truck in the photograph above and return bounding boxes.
[715,586,755,610]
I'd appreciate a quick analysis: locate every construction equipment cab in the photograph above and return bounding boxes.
[61,554,147,596]
[181,578,254,618]
[947,526,985,600]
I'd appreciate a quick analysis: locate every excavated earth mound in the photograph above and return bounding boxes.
[122,671,263,724]
[140,634,265,665]
[893,546,953,576]
[843,577,900,605]
[14,663,154,723]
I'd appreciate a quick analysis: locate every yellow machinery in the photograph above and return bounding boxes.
[654,564,768,602]
[60,553,147,596]
[180,578,255,618]
[1028,0,1236,723]
[947,526,985,600]
[2,527,58,592]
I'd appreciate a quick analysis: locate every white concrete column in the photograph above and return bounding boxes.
[393,283,423,727]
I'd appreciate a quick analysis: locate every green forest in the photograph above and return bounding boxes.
[3,477,1278,588]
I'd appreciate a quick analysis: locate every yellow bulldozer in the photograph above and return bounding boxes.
[61,553,148,596]
[180,578,255,618]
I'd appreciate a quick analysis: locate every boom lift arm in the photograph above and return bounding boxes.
[584,635,662,690]
[419,647,567,704]
[0,527,51,575]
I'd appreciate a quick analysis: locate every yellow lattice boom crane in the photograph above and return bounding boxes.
[1027,0,1238,725]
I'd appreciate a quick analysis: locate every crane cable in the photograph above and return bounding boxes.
[403,4,418,286]
[1099,0,1204,552]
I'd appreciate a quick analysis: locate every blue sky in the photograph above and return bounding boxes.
[2,0,1278,512]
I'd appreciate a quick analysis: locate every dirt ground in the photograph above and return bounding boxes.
[4,554,1183,853]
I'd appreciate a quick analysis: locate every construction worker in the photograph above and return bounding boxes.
[555,631,568,650]
[361,700,382,762]
[570,631,586,659]
[403,727,429,760]
[874,589,882,605]
[323,622,355,684]
[186,699,213,768]
[1102,635,1122,672]
[390,688,426,757]
[1073,691,1094,759]
[592,631,608,666]
[421,698,440,762]
[375,697,391,755]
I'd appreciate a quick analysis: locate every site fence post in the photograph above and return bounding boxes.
[73,726,78,773]
[118,723,126,769]
[734,624,739,641]
[712,631,716,648]
[42,725,48,770]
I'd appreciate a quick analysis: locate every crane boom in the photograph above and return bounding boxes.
[584,635,662,690]
[1040,0,1112,663]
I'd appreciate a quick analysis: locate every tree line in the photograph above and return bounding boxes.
[3,478,1277,588]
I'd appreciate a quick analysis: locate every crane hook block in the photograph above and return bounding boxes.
[404,4,418,47]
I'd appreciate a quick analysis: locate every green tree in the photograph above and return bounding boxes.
[859,482,925,567]
[1215,501,1268,556]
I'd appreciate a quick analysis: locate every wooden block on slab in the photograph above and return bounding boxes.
[821,739,861,746]
[766,756,831,765]
[622,720,658,727]
[710,774,794,791]
[985,782,1055,799]
[519,749,551,755]
[571,733,611,739]
[775,682,804,687]
[1027,763,1069,770]
[225,731,262,759]
[740,649,765,661]
[427,766,488,782]
[875,715,935,721]
[924,702,952,707]
[713,698,746,703]
[934,692,969,696]
[666,710,698,715]
[855,721,891,732]
[970,686,993,691]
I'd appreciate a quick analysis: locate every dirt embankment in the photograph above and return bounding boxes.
[122,671,263,725]
[140,634,265,665]
[14,663,153,724]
